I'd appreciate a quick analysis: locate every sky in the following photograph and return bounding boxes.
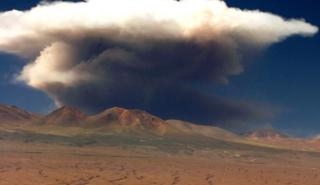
[0,0,319,137]
[219,0,320,136]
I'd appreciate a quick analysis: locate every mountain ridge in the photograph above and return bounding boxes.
[245,128,288,140]
[0,104,241,140]
[0,103,314,143]
[37,106,87,126]
[2,104,320,152]
[0,104,40,124]
[85,107,169,135]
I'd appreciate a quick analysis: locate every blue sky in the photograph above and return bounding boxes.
[0,0,319,137]
[223,0,320,136]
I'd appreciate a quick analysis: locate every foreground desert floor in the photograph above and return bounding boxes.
[1,141,320,185]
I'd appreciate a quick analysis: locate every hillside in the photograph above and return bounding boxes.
[245,128,288,140]
[166,120,240,141]
[1,105,320,152]
[86,107,168,135]
[38,106,87,126]
[0,104,39,124]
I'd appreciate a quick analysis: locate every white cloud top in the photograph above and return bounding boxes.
[0,0,317,57]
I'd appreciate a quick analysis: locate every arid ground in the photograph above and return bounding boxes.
[1,140,320,185]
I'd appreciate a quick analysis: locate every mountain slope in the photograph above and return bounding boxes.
[311,135,320,141]
[86,107,168,135]
[246,128,288,140]
[0,104,39,124]
[3,105,320,152]
[39,106,87,126]
[34,107,241,140]
[166,120,240,141]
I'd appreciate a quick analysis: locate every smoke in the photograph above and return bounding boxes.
[0,0,317,128]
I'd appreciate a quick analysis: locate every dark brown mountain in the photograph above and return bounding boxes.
[0,104,39,124]
[86,107,168,135]
[1,104,242,140]
[39,106,87,126]
[0,104,244,142]
[36,106,240,138]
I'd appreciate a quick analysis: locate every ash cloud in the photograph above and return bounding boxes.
[0,0,317,129]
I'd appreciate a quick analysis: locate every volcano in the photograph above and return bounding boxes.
[39,106,87,126]
[86,107,168,135]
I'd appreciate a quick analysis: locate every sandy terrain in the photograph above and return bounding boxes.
[1,141,320,185]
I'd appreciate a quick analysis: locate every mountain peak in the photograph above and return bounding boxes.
[57,106,84,114]
[246,128,288,140]
[87,107,168,134]
[40,106,87,126]
[310,134,320,141]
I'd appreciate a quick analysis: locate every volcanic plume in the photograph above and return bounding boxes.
[0,0,317,128]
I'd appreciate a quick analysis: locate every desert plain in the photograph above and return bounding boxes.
[1,135,320,185]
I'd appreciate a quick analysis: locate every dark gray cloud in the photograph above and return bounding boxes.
[28,36,278,129]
